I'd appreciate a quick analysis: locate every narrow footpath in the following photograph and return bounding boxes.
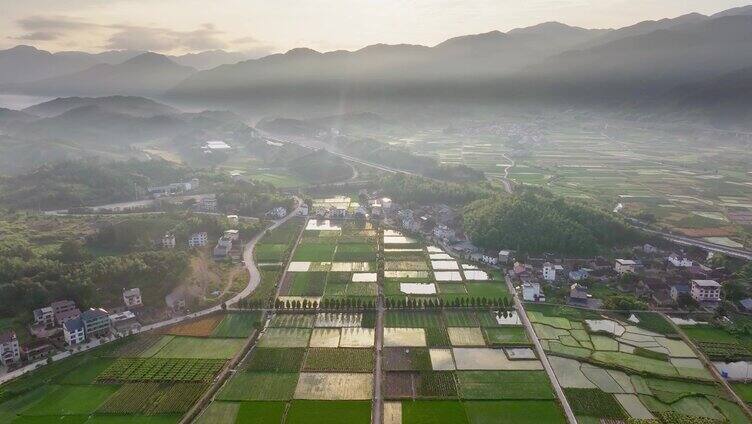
[372,225,385,424]
[504,274,578,424]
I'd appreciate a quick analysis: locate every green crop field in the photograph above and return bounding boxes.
[457,371,554,400]
[217,372,299,401]
[20,385,118,416]
[211,312,261,338]
[464,400,567,424]
[482,327,529,346]
[151,337,245,359]
[235,401,287,424]
[244,348,305,372]
[401,400,469,424]
[303,348,374,372]
[285,400,371,424]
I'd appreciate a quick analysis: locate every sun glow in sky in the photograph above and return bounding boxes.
[1,0,749,55]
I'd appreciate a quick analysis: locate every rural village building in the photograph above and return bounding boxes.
[123,288,143,308]
[0,330,21,366]
[614,259,637,274]
[690,280,721,302]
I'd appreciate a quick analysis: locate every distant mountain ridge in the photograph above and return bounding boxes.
[5,53,196,97]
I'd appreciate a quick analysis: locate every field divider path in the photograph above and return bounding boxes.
[181,206,307,423]
[658,311,752,420]
[372,225,385,424]
[504,271,578,424]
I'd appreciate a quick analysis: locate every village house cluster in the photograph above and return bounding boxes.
[0,287,145,369]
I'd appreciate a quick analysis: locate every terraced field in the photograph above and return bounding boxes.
[527,304,749,423]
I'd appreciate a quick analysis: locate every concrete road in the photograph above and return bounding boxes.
[504,274,578,424]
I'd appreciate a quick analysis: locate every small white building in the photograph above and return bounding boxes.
[161,233,176,249]
[614,259,637,274]
[188,232,208,248]
[0,331,21,366]
[643,244,659,254]
[433,225,456,242]
[480,250,499,265]
[522,282,544,302]
[668,253,693,268]
[224,229,240,241]
[691,279,721,302]
[123,288,143,308]
[33,306,55,327]
[542,262,556,281]
[498,250,512,264]
[226,215,239,225]
[299,204,309,216]
[63,318,85,346]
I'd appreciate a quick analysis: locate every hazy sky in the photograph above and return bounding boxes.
[2,0,750,55]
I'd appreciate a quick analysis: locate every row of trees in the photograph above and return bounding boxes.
[464,188,644,256]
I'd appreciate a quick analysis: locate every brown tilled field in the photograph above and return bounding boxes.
[384,372,416,399]
[162,314,224,337]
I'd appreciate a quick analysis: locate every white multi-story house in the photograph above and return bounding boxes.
[123,288,143,308]
[51,300,80,326]
[691,280,721,302]
[188,232,208,247]
[226,215,239,225]
[614,259,637,274]
[63,318,85,346]
[522,282,544,302]
[299,204,309,216]
[162,233,176,249]
[0,330,21,366]
[481,250,499,265]
[267,207,288,219]
[542,262,556,281]
[668,253,693,268]
[224,230,240,241]
[498,250,512,264]
[33,306,55,327]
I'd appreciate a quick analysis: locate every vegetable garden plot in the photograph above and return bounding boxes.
[385,271,430,279]
[269,313,315,328]
[292,243,337,261]
[96,358,225,383]
[161,315,224,337]
[384,402,402,424]
[285,400,372,424]
[217,372,299,401]
[211,312,261,338]
[98,382,208,415]
[243,348,305,372]
[447,327,486,346]
[151,337,245,360]
[384,347,433,371]
[385,261,429,271]
[331,262,371,272]
[294,373,373,400]
[457,370,555,400]
[257,327,312,348]
[483,327,530,346]
[303,348,375,372]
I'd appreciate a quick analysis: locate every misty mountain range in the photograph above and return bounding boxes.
[1,5,752,126]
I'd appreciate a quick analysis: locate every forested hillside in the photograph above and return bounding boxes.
[381,174,492,206]
[0,159,190,210]
[463,190,644,255]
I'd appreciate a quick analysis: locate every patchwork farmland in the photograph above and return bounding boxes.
[0,311,261,423]
[4,205,749,423]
